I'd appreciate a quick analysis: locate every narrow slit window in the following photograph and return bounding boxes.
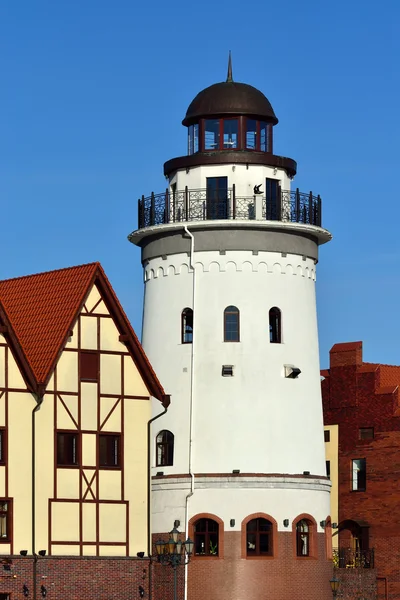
[182,308,193,344]
[269,307,281,343]
[224,306,240,342]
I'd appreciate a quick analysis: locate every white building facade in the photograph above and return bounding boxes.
[130,62,333,600]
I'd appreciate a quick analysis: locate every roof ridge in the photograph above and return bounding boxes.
[0,262,100,285]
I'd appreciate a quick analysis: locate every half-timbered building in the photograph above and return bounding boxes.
[0,262,169,599]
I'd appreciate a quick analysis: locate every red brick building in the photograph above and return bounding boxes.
[322,341,400,600]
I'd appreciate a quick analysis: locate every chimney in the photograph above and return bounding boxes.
[330,341,363,368]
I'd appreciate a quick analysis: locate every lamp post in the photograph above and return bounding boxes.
[330,576,340,598]
[155,526,194,600]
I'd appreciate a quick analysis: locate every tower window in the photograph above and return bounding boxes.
[223,119,238,149]
[269,307,281,343]
[326,460,331,478]
[194,518,219,556]
[246,119,257,149]
[246,518,273,556]
[352,458,366,491]
[224,306,240,342]
[0,501,11,542]
[182,308,193,344]
[204,119,220,150]
[324,430,330,442]
[156,430,174,467]
[296,519,311,556]
[188,124,199,155]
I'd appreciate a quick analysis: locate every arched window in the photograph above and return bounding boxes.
[246,518,273,556]
[296,519,310,556]
[181,308,193,344]
[156,430,174,467]
[269,307,281,343]
[224,306,240,342]
[194,518,219,556]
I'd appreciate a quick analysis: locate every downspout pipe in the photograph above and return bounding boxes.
[146,397,169,600]
[183,226,195,600]
[32,393,44,600]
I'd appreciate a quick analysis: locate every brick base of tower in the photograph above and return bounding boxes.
[152,531,333,600]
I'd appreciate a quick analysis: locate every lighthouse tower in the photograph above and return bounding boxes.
[129,60,333,600]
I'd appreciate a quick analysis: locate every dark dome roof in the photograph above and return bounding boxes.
[182,81,278,126]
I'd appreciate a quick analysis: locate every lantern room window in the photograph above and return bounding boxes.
[205,119,220,149]
[223,119,238,148]
[188,124,199,155]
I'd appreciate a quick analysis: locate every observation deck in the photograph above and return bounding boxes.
[136,187,322,229]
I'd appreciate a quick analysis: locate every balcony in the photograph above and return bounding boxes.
[333,547,375,569]
[137,187,322,230]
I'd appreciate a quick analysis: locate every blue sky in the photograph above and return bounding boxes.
[1,0,399,368]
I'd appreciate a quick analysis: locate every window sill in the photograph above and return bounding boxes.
[99,465,122,470]
[56,464,80,469]
[245,555,275,560]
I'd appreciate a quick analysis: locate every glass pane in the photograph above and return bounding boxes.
[225,309,239,342]
[260,533,270,554]
[246,119,257,149]
[209,532,218,555]
[193,124,199,153]
[247,520,257,532]
[0,514,6,538]
[259,519,271,532]
[247,533,256,553]
[188,125,194,155]
[223,119,238,149]
[195,533,206,554]
[260,122,268,152]
[194,519,206,532]
[205,120,220,150]
[206,177,228,220]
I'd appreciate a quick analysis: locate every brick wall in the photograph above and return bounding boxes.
[335,569,377,600]
[153,531,332,600]
[0,556,149,600]
[323,341,400,600]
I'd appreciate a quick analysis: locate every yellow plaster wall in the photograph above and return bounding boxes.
[99,503,126,542]
[100,318,127,352]
[124,399,150,553]
[52,544,80,556]
[35,394,55,552]
[0,346,5,388]
[64,322,78,349]
[81,316,98,350]
[100,397,121,431]
[84,286,102,313]
[325,424,339,548]
[99,545,126,556]
[81,383,97,430]
[82,503,96,541]
[82,434,97,467]
[52,502,79,541]
[57,469,79,499]
[124,355,150,397]
[0,392,6,428]
[8,391,35,550]
[98,470,121,501]
[100,354,121,395]
[57,394,78,430]
[56,352,78,393]
[8,351,26,390]
[0,467,6,497]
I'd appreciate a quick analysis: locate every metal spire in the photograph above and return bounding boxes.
[226,51,233,82]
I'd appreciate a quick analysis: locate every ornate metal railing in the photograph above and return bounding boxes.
[137,186,322,229]
[333,548,375,569]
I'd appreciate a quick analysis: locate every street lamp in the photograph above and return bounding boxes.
[330,576,340,598]
[155,526,194,600]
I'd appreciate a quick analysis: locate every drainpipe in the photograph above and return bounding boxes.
[147,399,169,600]
[183,226,195,600]
[32,393,44,600]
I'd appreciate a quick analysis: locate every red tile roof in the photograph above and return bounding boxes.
[0,263,167,404]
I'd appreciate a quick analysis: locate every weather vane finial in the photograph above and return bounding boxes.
[226,51,233,83]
